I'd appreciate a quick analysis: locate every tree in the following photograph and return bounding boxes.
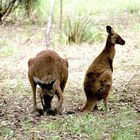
[60,0,63,31]
[20,0,37,17]
[0,0,20,23]
[59,0,63,40]
[46,0,55,47]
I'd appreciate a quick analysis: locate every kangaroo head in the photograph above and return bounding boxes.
[106,26,125,45]
[33,76,56,97]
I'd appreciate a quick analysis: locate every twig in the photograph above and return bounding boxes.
[125,66,140,87]
[134,108,140,113]
[125,73,136,87]
[7,55,26,65]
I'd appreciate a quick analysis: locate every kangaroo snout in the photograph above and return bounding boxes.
[121,39,125,45]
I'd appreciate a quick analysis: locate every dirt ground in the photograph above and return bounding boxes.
[0,24,140,139]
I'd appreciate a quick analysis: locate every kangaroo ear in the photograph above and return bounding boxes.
[33,76,56,90]
[106,25,114,35]
[33,76,44,87]
[33,76,43,86]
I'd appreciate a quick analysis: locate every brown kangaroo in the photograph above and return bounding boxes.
[81,25,125,112]
[28,50,68,115]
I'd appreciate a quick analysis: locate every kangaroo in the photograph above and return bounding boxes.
[81,25,125,112]
[28,50,68,115]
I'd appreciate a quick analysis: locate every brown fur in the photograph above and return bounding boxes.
[28,50,68,115]
[81,26,125,112]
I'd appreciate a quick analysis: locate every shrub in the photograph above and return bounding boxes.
[64,16,103,44]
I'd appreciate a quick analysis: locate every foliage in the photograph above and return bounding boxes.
[64,16,103,44]
[0,0,20,22]
[20,0,38,17]
[0,46,18,57]
[1,0,140,44]
[0,0,38,23]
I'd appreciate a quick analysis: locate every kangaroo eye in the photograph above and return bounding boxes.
[116,37,119,42]
[116,35,121,42]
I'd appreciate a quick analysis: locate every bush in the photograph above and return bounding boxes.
[64,16,103,44]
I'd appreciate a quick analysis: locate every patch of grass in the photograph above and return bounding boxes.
[47,122,59,131]
[22,119,59,132]
[1,74,27,97]
[0,46,18,57]
[15,76,25,92]
[64,16,104,44]
[1,77,15,95]
[64,0,140,17]
[59,108,138,140]
[132,23,140,32]
[124,1,140,14]
[15,108,137,140]
[0,124,15,139]
[51,135,61,140]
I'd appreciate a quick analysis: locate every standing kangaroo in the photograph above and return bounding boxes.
[28,50,68,115]
[81,26,125,112]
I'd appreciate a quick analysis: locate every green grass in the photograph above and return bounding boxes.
[0,127,15,138]
[63,16,104,44]
[59,110,138,140]
[0,74,28,98]
[132,23,140,32]
[1,107,137,140]
[21,110,139,139]
[0,46,18,57]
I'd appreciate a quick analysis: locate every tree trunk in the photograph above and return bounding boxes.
[60,0,63,31]
[46,0,55,47]
[59,0,63,40]
[0,0,19,24]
